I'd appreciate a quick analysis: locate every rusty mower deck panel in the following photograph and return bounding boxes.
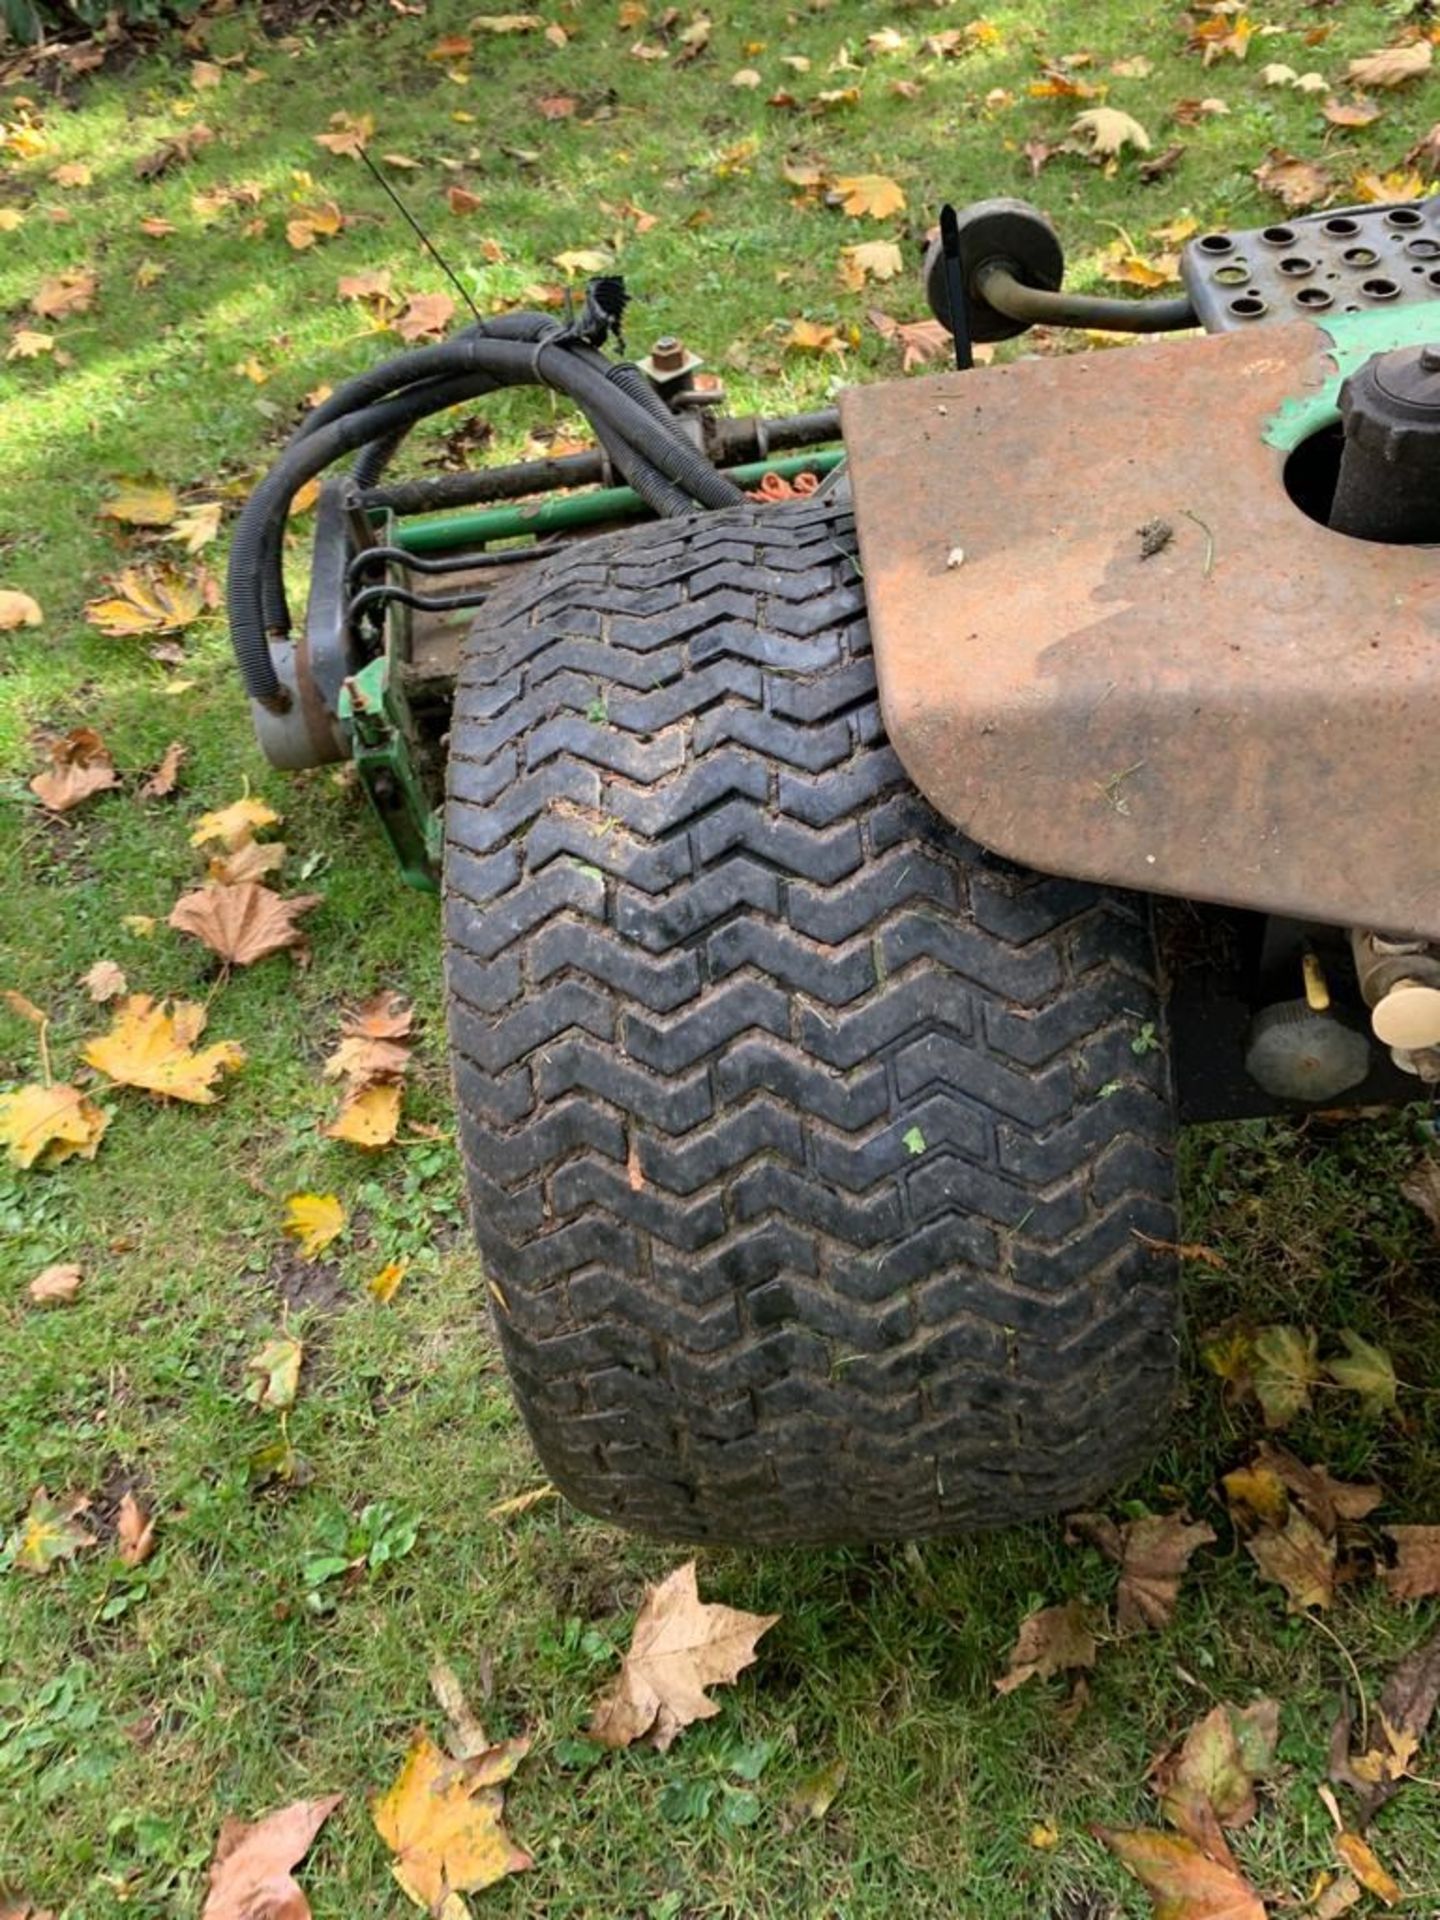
[841,321,1440,943]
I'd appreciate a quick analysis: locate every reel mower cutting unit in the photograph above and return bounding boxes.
[229,195,1440,1544]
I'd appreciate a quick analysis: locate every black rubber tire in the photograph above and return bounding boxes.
[443,497,1178,1545]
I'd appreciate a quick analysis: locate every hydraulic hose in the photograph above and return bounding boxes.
[977,262,1196,334]
[231,317,750,706]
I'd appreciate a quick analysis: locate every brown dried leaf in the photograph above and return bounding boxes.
[207,839,287,886]
[1072,1511,1216,1632]
[348,990,414,1040]
[85,565,203,637]
[1347,43,1431,90]
[117,1491,156,1567]
[1382,1526,1440,1602]
[168,884,319,966]
[994,1597,1096,1694]
[201,1795,341,1920]
[1236,1443,1382,1536]
[867,309,956,372]
[31,267,97,319]
[590,1561,779,1749]
[395,292,457,343]
[1324,97,1381,129]
[1254,150,1331,211]
[1071,106,1150,156]
[28,1263,83,1305]
[30,727,120,813]
[1247,1508,1335,1611]
[1095,1821,1266,1920]
[140,740,186,799]
[314,110,373,157]
[1334,1622,1440,1823]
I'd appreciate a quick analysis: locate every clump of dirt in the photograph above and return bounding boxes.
[266,1241,348,1317]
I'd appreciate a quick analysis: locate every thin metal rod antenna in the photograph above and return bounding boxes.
[356,145,485,327]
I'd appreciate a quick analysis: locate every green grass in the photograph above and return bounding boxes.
[3,2,1440,1914]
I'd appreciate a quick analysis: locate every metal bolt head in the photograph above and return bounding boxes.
[1421,343,1440,376]
[650,335,686,373]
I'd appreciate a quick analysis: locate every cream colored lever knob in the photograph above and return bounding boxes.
[1371,978,1440,1050]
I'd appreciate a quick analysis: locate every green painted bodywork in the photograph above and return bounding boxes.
[340,653,444,894]
[394,447,846,553]
[1263,305,1440,450]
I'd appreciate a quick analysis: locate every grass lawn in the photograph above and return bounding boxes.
[3,1,1440,1914]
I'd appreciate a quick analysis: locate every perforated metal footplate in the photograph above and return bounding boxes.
[1183,196,1440,332]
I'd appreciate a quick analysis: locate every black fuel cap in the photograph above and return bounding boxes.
[1330,341,1440,542]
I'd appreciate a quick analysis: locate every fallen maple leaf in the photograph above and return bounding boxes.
[1325,97,1381,128]
[1334,1621,1440,1825]
[994,1597,1096,1695]
[868,309,959,372]
[28,1263,83,1305]
[31,267,97,319]
[85,566,203,638]
[245,1334,304,1411]
[553,247,612,276]
[0,1082,109,1169]
[201,1795,340,1920]
[83,995,245,1104]
[140,740,186,799]
[6,329,55,361]
[0,588,43,629]
[590,1561,779,1749]
[284,1192,346,1259]
[367,1259,408,1303]
[1096,1822,1266,1920]
[1070,1511,1216,1631]
[373,1729,532,1910]
[325,1035,411,1084]
[99,480,177,528]
[1154,1700,1279,1833]
[839,239,904,289]
[785,317,842,353]
[1254,150,1331,211]
[324,1081,402,1148]
[285,202,344,251]
[170,501,222,554]
[1226,1443,1381,1537]
[208,840,287,885]
[11,1488,96,1573]
[395,292,456,343]
[30,727,120,814]
[315,110,373,157]
[1248,1508,1334,1611]
[117,1491,156,1567]
[834,172,906,219]
[168,882,319,967]
[1324,1331,1397,1418]
[1250,1323,1319,1428]
[190,796,282,851]
[349,990,414,1040]
[1348,43,1431,90]
[1071,107,1150,157]
[76,958,119,1007]
[1382,1526,1440,1602]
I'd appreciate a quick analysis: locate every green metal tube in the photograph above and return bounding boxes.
[394,448,845,554]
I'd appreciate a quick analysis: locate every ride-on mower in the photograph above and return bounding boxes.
[229,194,1440,1544]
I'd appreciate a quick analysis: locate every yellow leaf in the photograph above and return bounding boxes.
[0,1083,109,1170]
[0,588,43,628]
[324,1081,402,1149]
[834,173,907,219]
[839,239,904,287]
[6,330,55,360]
[785,317,841,353]
[367,1259,409,1303]
[553,247,612,276]
[189,796,282,851]
[472,13,544,30]
[1028,1821,1061,1850]
[12,1488,96,1573]
[731,68,762,88]
[1336,1832,1402,1906]
[283,1191,346,1259]
[84,566,203,637]
[486,1484,559,1520]
[0,208,25,231]
[1071,107,1151,156]
[99,480,178,528]
[121,914,157,937]
[83,995,245,1105]
[245,1333,305,1411]
[373,1729,533,1909]
[168,501,222,555]
[1324,1330,1398,1417]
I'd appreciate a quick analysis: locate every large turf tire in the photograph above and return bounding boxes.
[443,496,1178,1544]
